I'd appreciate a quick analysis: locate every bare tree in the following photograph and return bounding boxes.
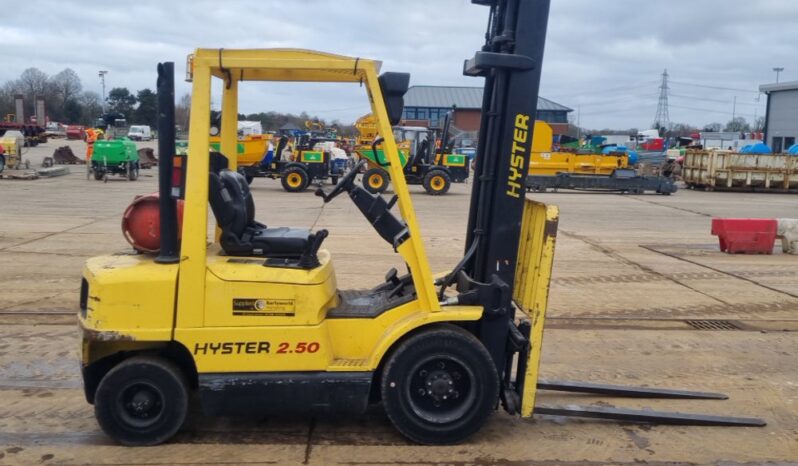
[670,122,697,136]
[703,122,722,132]
[0,81,19,119]
[17,68,49,116]
[724,117,750,133]
[79,91,103,126]
[175,92,192,133]
[50,69,83,113]
[753,116,766,132]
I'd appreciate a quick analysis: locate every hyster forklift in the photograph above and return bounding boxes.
[79,0,763,447]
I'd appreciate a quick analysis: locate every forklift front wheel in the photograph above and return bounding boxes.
[423,170,451,196]
[363,167,389,194]
[281,167,309,192]
[94,170,105,181]
[381,325,499,445]
[94,356,189,446]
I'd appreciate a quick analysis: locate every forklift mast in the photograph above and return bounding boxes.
[462,0,551,369]
[435,107,455,162]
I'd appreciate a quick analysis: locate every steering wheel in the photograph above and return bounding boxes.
[315,159,367,203]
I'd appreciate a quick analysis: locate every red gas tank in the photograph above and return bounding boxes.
[121,193,185,254]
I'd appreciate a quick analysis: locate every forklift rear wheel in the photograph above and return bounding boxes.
[94,356,189,446]
[281,167,309,192]
[423,170,451,195]
[94,170,105,181]
[127,163,139,181]
[381,325,499,445]
[363,168,389,194]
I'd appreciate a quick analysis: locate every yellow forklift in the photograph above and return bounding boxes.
[78,0,763,447]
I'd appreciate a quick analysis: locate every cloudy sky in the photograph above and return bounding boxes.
[3,0,792,129]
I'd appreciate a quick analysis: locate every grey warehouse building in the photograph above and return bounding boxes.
[400,85,572,135]
[760,81,798,153]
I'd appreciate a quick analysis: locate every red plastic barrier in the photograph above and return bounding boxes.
[711,218,777,254]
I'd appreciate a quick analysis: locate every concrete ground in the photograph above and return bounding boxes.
[0,139,796,465]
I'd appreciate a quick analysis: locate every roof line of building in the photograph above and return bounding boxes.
[760,81,798,93]
[404,85,572,112]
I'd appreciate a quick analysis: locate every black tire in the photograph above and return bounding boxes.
[0,154,5,173]
[245,175,254,185]
[330,176,338,185]
[423,170,451,196]
[94,356,189,446]
[127,162,139,181]
[381,324,499,445]
[94,170,105,181]
[363,167,389,194]
[281,166,309,192]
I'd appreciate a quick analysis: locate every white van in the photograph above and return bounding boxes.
[127,125,153,141]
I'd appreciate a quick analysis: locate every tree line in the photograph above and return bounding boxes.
[579,115,766,138]
[0,67,158,127]
[0,67,358,137]
[236,111,357,137]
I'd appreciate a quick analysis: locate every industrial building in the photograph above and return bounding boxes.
[400,85,572,134]
[760,81,798,153]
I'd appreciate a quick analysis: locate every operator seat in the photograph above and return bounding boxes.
[209,167,317,257]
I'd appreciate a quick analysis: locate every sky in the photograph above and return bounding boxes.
[2,0,793,130]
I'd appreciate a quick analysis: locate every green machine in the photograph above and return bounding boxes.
[357,111,469,196]
[90,138,140,182]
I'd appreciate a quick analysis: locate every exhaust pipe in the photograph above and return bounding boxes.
[155,62,179,264]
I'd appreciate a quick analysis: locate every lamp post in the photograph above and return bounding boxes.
[98,70,108,110]
[773,67,784,84]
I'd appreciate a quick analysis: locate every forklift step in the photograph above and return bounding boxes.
[534,404,766,427]
[537,379,728,400]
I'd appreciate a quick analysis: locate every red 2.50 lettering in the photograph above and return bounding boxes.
[276,341,320,354]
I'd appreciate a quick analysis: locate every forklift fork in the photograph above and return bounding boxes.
[533,379,766,427]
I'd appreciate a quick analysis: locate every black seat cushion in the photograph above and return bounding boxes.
[209,168,312,257]
[250,227,312,255]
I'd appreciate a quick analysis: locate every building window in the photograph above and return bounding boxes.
[536,110,567,124]
[404,106,457,127]
[772,137,783,153]
[785,137,795,150]
[429,108,440,127]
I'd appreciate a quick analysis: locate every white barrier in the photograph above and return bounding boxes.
[777,219,798,254]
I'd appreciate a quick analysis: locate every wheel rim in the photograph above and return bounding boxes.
[430,175,445,191]
[405,354,476,424]
[287,173,302,188]
[368,173,384,189]
[115,381,165,428]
